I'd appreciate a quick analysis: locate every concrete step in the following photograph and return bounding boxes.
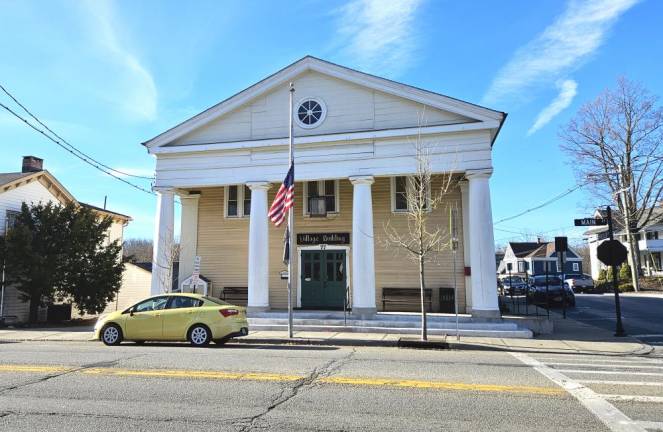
[248,323,533,339]
[248,317,521,331]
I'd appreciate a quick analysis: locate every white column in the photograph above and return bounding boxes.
[467,170,500,317]
[247,182,271,312]
[350,175,376,317]
[151,188,175,295]
[177,192,200,291]
[459,180,472,311]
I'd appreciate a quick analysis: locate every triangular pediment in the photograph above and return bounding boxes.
[145,56,504,149]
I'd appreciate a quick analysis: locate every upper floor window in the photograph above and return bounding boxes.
[304,180,339,215]
[225,185,251,218]
[390,176,430,213]
[646,231,659,240]
[572,262,580,272]
[5,210,20,230]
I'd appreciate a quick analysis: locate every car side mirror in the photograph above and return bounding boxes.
[129,309,134,317]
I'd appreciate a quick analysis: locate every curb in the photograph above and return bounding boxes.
[0,336,653,356]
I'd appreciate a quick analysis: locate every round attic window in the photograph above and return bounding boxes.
[295,98,326,129]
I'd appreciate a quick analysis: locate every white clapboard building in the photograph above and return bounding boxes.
[143,56,506,318]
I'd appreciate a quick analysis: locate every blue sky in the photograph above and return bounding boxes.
[1,0,660,245]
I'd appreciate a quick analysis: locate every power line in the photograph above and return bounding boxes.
[493,182,588,225]
[0,101,155,196]
[0,84,154,181]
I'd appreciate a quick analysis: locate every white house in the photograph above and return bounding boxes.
[0,156,137,323]
[586,207,663,279]
[144,56,506,318]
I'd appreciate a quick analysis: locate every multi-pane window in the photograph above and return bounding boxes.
[646,231,659,240]
[5,210,20,230]
[225,185,251,218]
[517,261,527,273]
[305,180,338,215]
[572,262,579,272]
[243,186,251,216]
[394,177,408,212]
[392,176,430,212]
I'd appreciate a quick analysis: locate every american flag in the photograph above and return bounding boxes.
[268,163,294,227]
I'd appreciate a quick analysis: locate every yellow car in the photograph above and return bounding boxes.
[94,293,248,347]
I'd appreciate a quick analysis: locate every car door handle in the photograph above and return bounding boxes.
[155,313,161,317]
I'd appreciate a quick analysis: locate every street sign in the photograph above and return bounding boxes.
[191,256,201,287]
[574,218,607,226]
[597,240,628,266]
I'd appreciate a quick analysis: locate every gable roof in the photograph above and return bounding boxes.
[0,172,33,187]
[508,242,543,258]
[0,169,76,204]
[143,56,506,150]
[0,170,131,223]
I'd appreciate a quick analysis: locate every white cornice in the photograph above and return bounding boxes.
[150,121,498,155]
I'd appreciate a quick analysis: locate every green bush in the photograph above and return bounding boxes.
[618,283,634,292]
[619,264,632,282]
[594,280,612,293]
[597,269,607,281]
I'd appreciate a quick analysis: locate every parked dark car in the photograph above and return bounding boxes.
[527,276,575,307]
[564,274,595,293]
[499,276,528,296]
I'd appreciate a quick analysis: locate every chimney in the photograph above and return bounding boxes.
[22,156,43,173]
[537,237,543,244]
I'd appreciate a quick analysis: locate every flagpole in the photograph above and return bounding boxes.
[287,82,295,339]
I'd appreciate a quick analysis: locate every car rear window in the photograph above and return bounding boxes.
[202,296,230,306]
[534,277,561,285]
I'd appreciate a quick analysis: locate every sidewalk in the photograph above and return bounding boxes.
[0,318,652,356]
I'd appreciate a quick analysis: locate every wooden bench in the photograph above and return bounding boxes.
[382,288,433,312]
[221,287,248,305]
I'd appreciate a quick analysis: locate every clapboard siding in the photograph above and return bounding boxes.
[171,71,474,147]
[194,175,466,312]
[0,179,62,235]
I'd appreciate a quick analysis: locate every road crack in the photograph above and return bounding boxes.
[234,348,356,431]
[0,354,145,395]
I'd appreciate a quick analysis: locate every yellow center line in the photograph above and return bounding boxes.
[0,364,564,396]
[0,364,72,373]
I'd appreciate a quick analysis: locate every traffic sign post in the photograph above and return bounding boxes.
[599,207,626,337]
[554,237,567,319]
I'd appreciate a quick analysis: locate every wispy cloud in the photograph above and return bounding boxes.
[528,79,578,135]
[81,0,157,121]
[482,0,637,106]
[335,0,424,77]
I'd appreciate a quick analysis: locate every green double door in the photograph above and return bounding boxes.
[301,250,347,309]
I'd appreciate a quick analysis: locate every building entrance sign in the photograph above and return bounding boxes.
[297,232,350,245]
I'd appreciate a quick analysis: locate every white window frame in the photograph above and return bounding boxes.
[303,180,340,217]
[294,97,328,129]
[572,262,579,272]
[224,185,251,218]
[390,176,432,213]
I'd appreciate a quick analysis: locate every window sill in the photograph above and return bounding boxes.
[304,212,340,218]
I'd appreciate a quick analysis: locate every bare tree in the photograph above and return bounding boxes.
[122,238,154,263]
[382,138,456,341]
[561,78,663,291]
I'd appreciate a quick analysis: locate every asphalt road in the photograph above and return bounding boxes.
[1,341,661,431]
[569,293,663,348]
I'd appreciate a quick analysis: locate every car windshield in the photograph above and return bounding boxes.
[202,296,230,306]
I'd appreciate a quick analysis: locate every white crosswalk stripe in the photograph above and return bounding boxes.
[521,353,663,432]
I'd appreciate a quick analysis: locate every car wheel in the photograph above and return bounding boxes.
[101,324,123,346]
[189,325,211,347]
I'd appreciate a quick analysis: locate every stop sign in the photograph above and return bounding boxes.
[597,240,628,266]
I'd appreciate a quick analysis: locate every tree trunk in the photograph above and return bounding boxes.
[624,228,641,292]
[28,298,39,324]
[419,255,427,341]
